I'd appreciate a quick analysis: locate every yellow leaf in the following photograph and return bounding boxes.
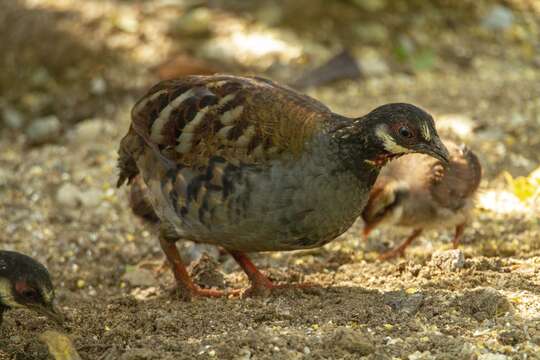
[504,171,537,202]
[39,331,82,360]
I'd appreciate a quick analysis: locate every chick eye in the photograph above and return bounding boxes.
[399,127,413,139]
[21,288,39,301]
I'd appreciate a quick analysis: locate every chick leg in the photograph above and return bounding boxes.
[159,234,229,300]
[379,228,423,260]
[452,223,465,249]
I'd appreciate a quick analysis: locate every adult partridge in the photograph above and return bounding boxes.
[362,140,481,260]
[117,75,449,299]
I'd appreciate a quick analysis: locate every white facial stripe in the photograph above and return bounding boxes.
[420,122,431,141]
[375,125,411,154]
[0,277,22,308]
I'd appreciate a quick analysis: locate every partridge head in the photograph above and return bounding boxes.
[0,250,63,325]
[117,75,449,299]
[362,140,482,260]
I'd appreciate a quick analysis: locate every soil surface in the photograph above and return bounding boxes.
[1,1,540,359]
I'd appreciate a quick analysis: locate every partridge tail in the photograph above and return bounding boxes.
[129,175,159,223]
[117,126,143,188]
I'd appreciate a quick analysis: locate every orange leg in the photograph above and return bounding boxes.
[159,236,231,300]
[228,250,276,296]
[379,228,423,261]
[452,223,465,249]
[228,250,312,297]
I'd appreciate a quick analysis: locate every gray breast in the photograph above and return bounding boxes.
[141,137,370,252]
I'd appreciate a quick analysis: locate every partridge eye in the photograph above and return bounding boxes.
[399,127,413,139]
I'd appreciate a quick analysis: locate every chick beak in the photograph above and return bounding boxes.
[416,137,449,164]
[29,302,64,325]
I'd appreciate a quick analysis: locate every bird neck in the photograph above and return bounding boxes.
[328,114,384,184]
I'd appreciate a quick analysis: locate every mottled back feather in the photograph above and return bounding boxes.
[117,75,334,187]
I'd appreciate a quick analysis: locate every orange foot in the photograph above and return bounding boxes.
[228,250,316,297]
[170,283,243,301]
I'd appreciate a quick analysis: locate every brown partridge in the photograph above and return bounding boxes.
[117,75,449,299]
[362,140,482,260]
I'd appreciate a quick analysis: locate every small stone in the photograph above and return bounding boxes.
[2,107,25,129]
[115,13,138,33]
[90,77,107,95]
[354,47,389,77]
[56,183,103,208]
[460,342,476,357]
[56,183,83,208]
[69,118,112,143]
[408,351,432,360]
[430,249,465,272]
[78,189,103,208]
[26,115,61,145]
[478,353,509,360]
[482,5,514,31]
[327,327,374,355]
[234,347,251,360]
[497,330,524,345]
[39,330,82,360]
[122,267,156,288]
[384,291,424,315]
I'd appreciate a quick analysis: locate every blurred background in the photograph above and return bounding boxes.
[1,0,540,359]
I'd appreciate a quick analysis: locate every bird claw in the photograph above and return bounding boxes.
[170,284,240,301]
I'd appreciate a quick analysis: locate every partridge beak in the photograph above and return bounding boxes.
[416,137,449,164]
[29,302,64,325]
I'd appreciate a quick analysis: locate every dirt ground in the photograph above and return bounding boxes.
[1,0,540,359]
